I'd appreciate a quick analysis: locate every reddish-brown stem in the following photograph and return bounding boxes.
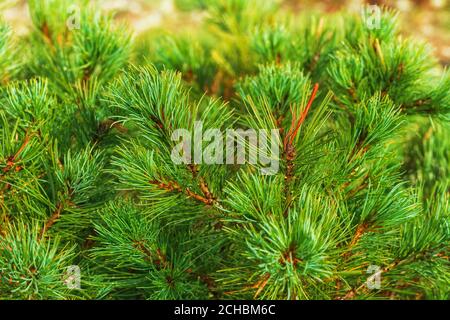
[12,134,30,162]
[39,202,64,240]
[252,273,271,299]
[283,83,319,149]
[149,179,214,205]
[282,84,319,216]
[185,188,214,205]
[41,22,53,47]
[342,222,371,260]
[187,164,215,204]
[289,83,319,144]
[2,133,31,175]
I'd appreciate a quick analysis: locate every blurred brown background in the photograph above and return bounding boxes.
[2,0,449,65]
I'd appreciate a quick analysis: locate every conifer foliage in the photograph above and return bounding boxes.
[0,0,448,300]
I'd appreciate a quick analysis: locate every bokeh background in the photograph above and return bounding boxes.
[2,0,449,65]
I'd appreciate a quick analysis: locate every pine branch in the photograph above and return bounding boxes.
[283,83,319,215]
[339,246,448,300]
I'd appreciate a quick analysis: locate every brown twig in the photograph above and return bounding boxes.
[39,202,64,240]
[342,222,371,259]
[252,273,271,299]
[187,164,198,178]
[149,179,215,205]
[282,84,319,216]
[133,240,153,260]
[283,83,319,149]
[41,22,53,48]
[279,244,302,266]
[2,133,31,175]
[133,241,170,270]
[210,71,223,95]
[187,164,216,205]
[185,188,215,205]
[199,178,214,202]
[149,179,182,193]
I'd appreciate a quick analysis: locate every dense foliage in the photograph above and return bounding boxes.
[0,0,448,300]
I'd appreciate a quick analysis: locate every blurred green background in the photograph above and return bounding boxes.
[1,0,449,65]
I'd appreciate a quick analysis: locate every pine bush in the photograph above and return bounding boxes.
[0,0,448,300]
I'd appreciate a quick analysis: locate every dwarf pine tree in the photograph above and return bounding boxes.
[0,0,448,300]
